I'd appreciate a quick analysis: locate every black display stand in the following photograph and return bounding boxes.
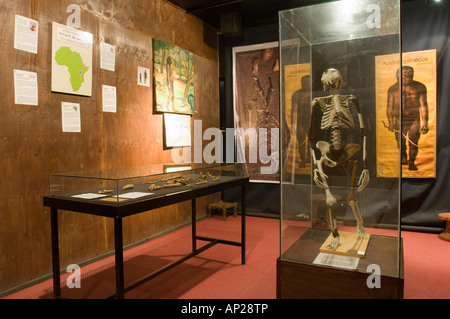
[43,176,248,299]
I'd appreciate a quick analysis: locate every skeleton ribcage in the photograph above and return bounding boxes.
[320,97,355,150]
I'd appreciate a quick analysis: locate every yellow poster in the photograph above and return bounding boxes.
[283,64,311,176]
[375,49,436,178]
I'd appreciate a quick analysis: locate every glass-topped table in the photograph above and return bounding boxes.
[43,163,249,299]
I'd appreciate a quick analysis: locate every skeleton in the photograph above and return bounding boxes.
[308,68,369,250]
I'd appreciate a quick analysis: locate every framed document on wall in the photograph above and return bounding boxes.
[164,113,191,148]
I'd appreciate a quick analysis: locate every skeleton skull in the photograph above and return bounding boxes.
[321,68,343,91]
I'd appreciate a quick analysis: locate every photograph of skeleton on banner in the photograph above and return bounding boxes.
[375,49,436,178]
[233,42,280,182]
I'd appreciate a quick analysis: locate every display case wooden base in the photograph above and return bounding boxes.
[277,258,403,299]
[277,228,404,299]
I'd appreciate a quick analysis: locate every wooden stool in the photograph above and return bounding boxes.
[207,200,238,221]
[438,213,450,242]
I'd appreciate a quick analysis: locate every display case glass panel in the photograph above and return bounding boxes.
[49,163,247,206]
[279,0,402,279]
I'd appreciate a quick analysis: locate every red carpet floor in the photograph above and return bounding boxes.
[2,215,450,299]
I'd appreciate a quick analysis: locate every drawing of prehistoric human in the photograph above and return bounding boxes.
[386,66,429,171]
[308,68,369,250]
[291,75,311,167]
[165,56,175,111]
[153,38,195,115]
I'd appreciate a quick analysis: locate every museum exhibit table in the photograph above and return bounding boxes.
[43,164,248,299]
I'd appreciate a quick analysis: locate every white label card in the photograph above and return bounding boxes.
[313,253,360,270]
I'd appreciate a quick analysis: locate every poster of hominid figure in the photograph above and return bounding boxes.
[376,49,436,178]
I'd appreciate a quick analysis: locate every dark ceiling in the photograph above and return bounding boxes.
[166,0,328,29]
[167,0,420,32]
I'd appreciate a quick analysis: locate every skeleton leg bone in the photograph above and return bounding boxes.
[325,202,341,249]
[315,151,341,249]
[347,160,367,239]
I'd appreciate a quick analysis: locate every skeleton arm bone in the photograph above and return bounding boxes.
[309,100,322,186]
[311,148,328,189]
[348,95,369,191]
[309,101,327,188]
[312,145,339,208]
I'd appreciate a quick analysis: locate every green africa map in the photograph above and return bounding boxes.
[51,22,93,96]
[55,46,89,92]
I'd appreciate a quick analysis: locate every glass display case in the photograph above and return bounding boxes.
[278,0,403,298]
[45,162,249,299]
[48,163,248,207]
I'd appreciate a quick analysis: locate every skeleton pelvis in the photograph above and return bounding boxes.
[316,141,360,167]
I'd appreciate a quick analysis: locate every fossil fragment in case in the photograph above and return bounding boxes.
[145,173,221,191]
[98,189,114,194]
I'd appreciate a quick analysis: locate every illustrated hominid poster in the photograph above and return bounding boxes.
[375,49,436,178]
[51,22,93,97]
[283,63,311,179]
[233,42,279,182]
[153,38,194,115]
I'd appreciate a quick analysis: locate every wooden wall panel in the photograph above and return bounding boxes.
[0,0,220,294]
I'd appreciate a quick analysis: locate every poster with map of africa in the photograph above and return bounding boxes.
[51,22,93,97]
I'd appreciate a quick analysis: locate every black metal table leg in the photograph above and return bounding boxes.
[192,198,196,251]
[50,208,61,298]
[241,184,246,265]
[114,216,125,299]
